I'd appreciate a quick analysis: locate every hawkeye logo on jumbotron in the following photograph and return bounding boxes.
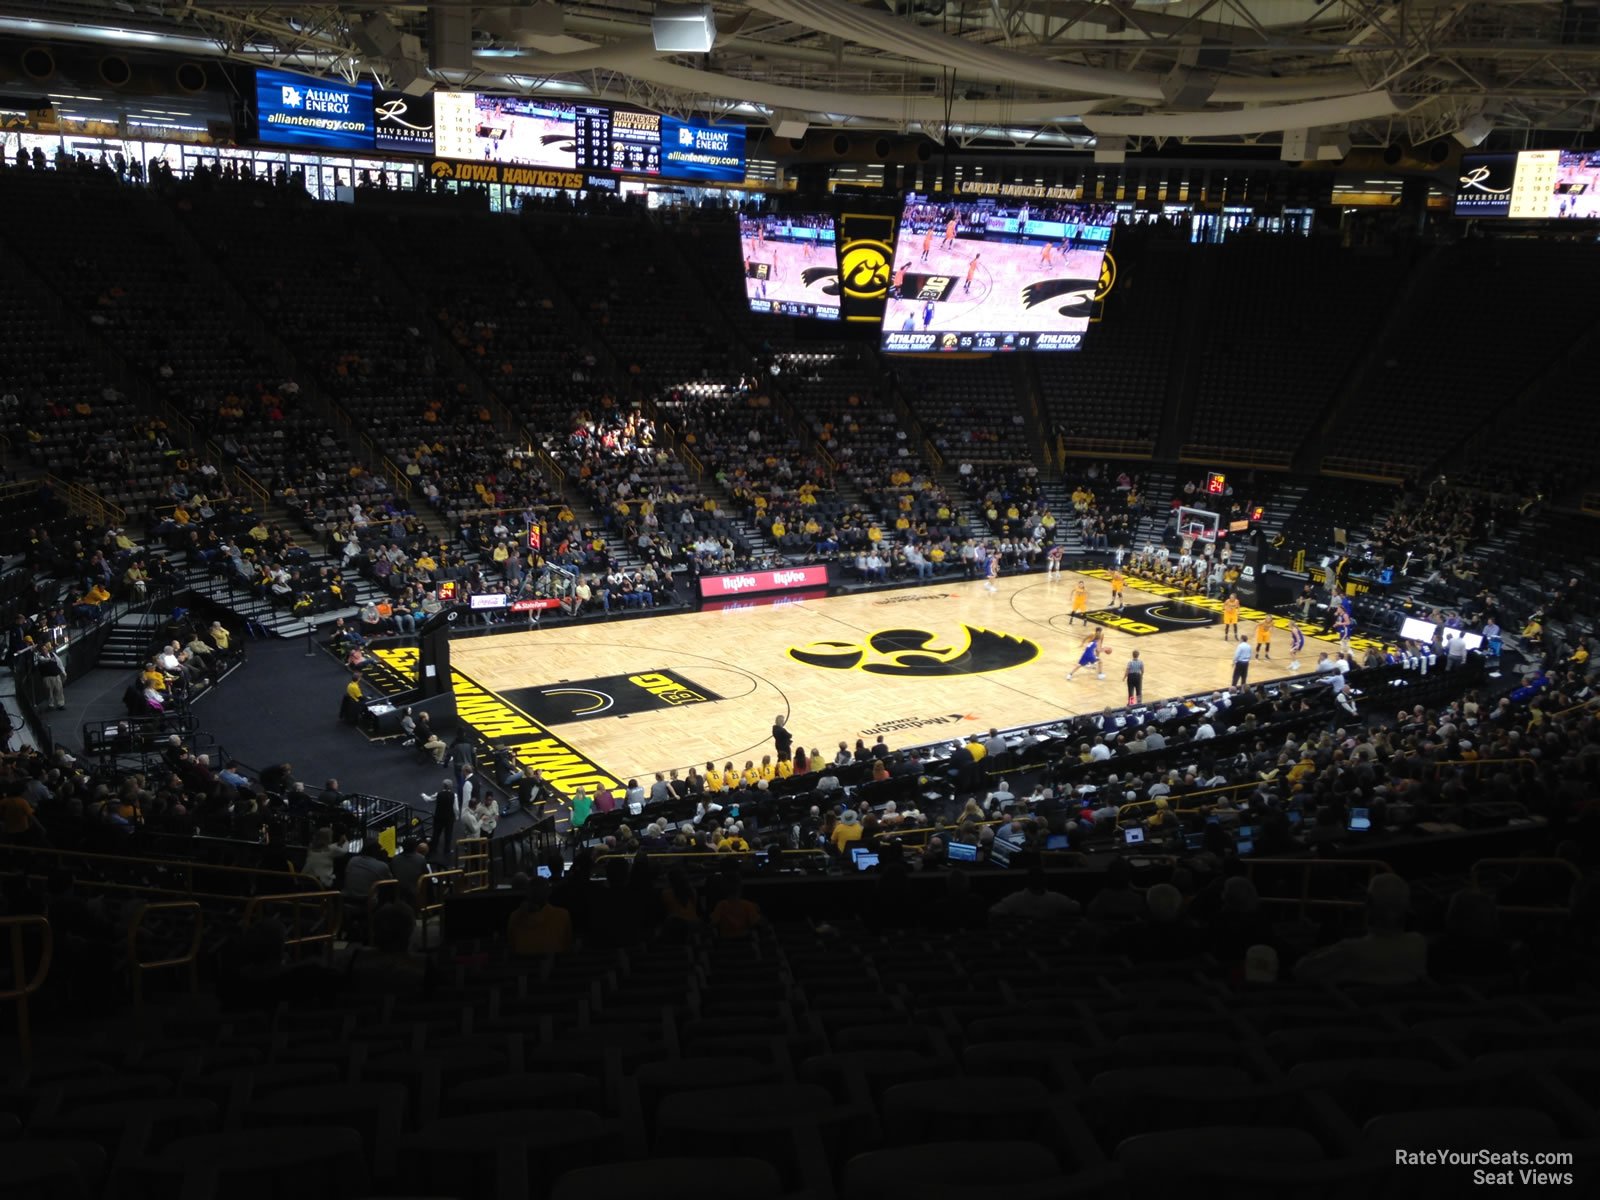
[789,625,1039,677]
[839,238,892,300]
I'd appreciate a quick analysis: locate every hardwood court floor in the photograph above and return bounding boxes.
[449,570,1306,786]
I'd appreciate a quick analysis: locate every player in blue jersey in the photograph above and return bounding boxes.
[1287,620,1306,671]
[1067,630,1108,681]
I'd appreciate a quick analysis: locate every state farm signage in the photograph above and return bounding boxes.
[698,564,830,600]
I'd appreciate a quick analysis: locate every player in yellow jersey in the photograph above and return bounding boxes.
[741,760,760,787]
[703,762,723,793]
[775,756,793,779]
[1222,594,1241,641]
[1109,569,1126,611]
[1068,581,1090,625]
[758,755,776,782]
[1253,619,1273,660]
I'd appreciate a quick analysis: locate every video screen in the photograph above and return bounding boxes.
[1457,149,1600,219]
[1554,150,1600,220]
[881,194,1114,352]
[256,68,374,152]
[432,93,575,168]
[739,214,839,320]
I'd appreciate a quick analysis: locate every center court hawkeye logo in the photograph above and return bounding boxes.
[788,625,1039,677]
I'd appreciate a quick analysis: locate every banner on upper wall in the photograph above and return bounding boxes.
[374,90,435,154]
[659,116,746,182]
[837,211,897,324]
[256,67,374,151]
[428,160,587,190]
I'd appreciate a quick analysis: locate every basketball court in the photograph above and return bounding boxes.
[370,570,1385,796]
[742,232,836,312]
[883,234,1103,335]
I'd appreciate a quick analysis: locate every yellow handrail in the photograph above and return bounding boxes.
[0,843,308,895]
[243,891,342,958]
[457,838,492,891]
[1,915,52,1068]
[536,445,567,486]
[233,466,269,508]
[129,900,203,1006]
[45,472,125,527]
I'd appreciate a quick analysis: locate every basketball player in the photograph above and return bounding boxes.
[920,227,933,262]
[1334,606,1354,653]
[1222,593,1241,641]
[1067,630,1107,681]
[1046,543,1064,576]
[1109,568,1126,611]
[964,253,980,294]
[893,262,908,298]
[984,547,1000,593]
[943,214,958,249]
[1039,241,1054,268]
[1287,620,1306,672]
[1253,619,1273,660]
[922,301,935,330]
[1068,580,1090,624]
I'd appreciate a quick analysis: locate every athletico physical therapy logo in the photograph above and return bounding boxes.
[861,713,977,736]
[788,625,1039,677]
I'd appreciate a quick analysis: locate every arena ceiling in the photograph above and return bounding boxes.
[4,0,1598,152]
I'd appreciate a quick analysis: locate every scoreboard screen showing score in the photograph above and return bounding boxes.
[573,105,661,175]
[739,214,840,320]
[881,194,1114,352]
[1455,149,1600,219]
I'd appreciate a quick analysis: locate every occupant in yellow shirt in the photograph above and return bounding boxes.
[704,762,723,792]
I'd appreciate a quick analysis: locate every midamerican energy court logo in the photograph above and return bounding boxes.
[788,625,1039,677]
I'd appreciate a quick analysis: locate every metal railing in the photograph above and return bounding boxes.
[1178,444,1293,470]
[44,472,126,528]
[417,869,466,938]
[1,915,52,1068]
[1430,756,1535,778]
[232,465,270,508]
[1242,858,1391,919]
[243,891,342,958]
[1321,456,1412,483]
[457,838,492,892]
[0,843,307,900]
[1058,435,1155,459]
[1469,858,1582,919]
[129,900,203,1006]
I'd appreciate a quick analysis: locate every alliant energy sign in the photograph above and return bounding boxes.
[697,564,830,601]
